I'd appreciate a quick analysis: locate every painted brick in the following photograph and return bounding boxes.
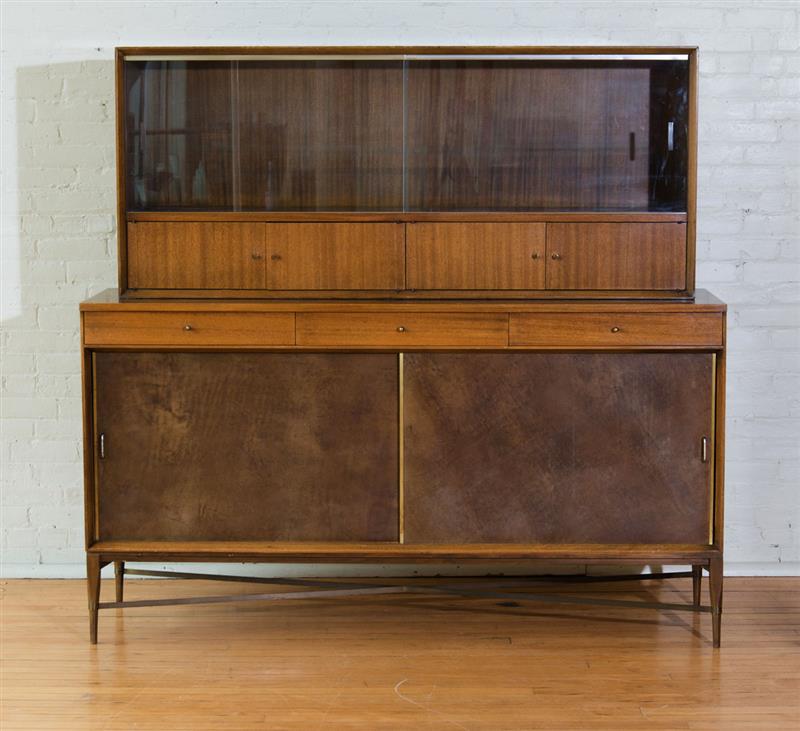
[0,0,797,578]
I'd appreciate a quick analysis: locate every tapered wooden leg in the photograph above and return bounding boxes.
[708,556,723,648]
[114,561,125,603]
[691,564,702,607]
[87,554,102,644]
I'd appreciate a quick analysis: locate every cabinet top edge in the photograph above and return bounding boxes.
[117,45,698,60]
[80,289,726,312]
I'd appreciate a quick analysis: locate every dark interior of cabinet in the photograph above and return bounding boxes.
[123,56,688,213]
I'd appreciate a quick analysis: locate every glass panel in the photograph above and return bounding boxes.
[405,59,688,211]
[125,60,405,211]
[123,56,688,212]
[125,61,235,210]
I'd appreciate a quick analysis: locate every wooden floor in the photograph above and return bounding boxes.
[1,575,798,730]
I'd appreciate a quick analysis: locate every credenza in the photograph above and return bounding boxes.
[81,290,726,645]
[81,46,727,646]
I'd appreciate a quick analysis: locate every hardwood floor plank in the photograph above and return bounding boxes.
[1,577,798,730]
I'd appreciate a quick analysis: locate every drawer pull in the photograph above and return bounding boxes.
[551,253,562,260]
[271,254,282,261]
[610,326,621,333]
[701,436,709,463]
[531,252,540,260]
[397,326,406,333]
[251,252,263,261]
[183,324,193,331]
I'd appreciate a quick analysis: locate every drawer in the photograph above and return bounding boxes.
[509,313,723,347]
[83,311,296,347]
[296,313,509,347]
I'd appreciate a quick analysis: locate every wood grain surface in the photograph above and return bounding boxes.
[127,222,266,289]
[546,222,687,290]
[407,222,546,290]
[264,222,404,290]
[2,576,797,730]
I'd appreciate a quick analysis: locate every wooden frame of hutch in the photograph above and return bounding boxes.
[114,46,699,300]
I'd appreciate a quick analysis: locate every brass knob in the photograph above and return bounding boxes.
[270,254,282,261]
[531,252,540,260]
[251,252,263,261]
[183,324,192,331]
[611,326,620,333]
[551,253,562,260]
[397,326,406,333]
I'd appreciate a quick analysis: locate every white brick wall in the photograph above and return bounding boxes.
[1,0,798,577]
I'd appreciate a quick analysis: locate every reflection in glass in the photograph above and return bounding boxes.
[124,56,689,213]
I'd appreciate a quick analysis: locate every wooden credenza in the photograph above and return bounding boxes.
[81,290,726,644]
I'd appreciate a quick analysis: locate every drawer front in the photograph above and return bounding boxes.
[510,313,723,347]
[84,312,296,347]
[265,223,404,290]
[296,313,509,347]
[127,222,266,289]
[546,222,687,290]
[407,222,546,290]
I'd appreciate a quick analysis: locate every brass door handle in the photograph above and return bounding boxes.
[551,253,562,260]
[610,326,620,333]
[531,252,540,260]
[397,326,406,333]
[183,324,192,331]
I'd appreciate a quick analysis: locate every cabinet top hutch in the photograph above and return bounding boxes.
[115,46,698,299]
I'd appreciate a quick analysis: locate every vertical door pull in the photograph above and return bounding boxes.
[701,436,709,463]
[99,433,106,460]
[667,121,675,152]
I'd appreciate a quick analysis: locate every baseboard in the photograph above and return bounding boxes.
[2,561,798,580]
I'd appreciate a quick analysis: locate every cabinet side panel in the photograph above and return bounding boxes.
[94,352,398,541]
[404,352,713,544]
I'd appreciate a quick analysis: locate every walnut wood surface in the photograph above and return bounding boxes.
[94,353,399,541]
[407,223,546,289]
[296,313,508,347]
[264,223,404,290]
[128,222,266,289]
[83,311,295,347]
[88,541,718,562]
[546,222,686,290]
[509,312,722,347]
[81,287,726,310]
[403,353,714,544]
